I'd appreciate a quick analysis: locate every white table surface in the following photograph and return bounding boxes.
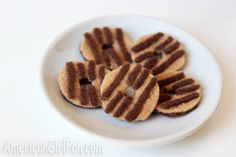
[0,0,235,156]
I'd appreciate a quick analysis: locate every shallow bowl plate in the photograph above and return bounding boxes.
[41,15,222,147]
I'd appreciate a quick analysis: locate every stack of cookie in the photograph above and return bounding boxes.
[58,27,201,122]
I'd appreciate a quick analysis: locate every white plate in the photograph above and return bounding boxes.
[41,15,222,147]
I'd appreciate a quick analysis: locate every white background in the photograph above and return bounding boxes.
[0,0,235,156]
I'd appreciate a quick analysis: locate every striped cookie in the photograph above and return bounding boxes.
[80,27,132,70]
[155,69,201,116]
[100,63,160,121]
[131,32,186,76]
[58,61,109,108]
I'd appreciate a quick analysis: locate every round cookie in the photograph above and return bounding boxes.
[155,69,201,116]
[58,60,109,108]
[131,32,186,76]
[100,63,160,121]
[80,27,133,70]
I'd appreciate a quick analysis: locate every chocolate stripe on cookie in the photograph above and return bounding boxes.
[105,91,123,113]
[107,48,122,66]
[176,84,200,95]
[88,85,99,106]
[163,41,180,54]
[133,69,150,90]
[115,28,132,61]
[77,62,86,78]
[66,62,76,99]
[93,28,104,45]
[158,72,185,86]
[160,92,200,109]
[143,57,159,69]
[131,33,164,52]
[79,86,88,105]
[159,93,172,103]
[84,33,102,64]
[88,61,96,81]
[127,64,142,86]
[172,78,194,90]
[125,77,157,121]
[134,51,154,63]
[152,50,185,75]
[155,36,173,51]
[101,63,130,100]
[103,27,113,44]
[101,50,111,67]
[98,65,106,81]
[113,96,133,117]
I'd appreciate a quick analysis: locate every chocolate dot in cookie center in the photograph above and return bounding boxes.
[79,78,91,85]
[154,50,163,59]
[125,86,135,97]
[102,44,113,50]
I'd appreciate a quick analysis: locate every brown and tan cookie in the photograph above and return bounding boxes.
[100,63,159,121]
[58,61,109,108]
[155,69,201,116]
[131,32,186,76]
[80,27,132,70]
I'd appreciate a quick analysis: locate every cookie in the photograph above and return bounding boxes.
[155,69,201,116]
[131,32,186,76]
[80,27,132,70]
[58,61,109,108]
[100,63,159,121]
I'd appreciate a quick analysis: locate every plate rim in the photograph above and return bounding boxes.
[40,14,223,147]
